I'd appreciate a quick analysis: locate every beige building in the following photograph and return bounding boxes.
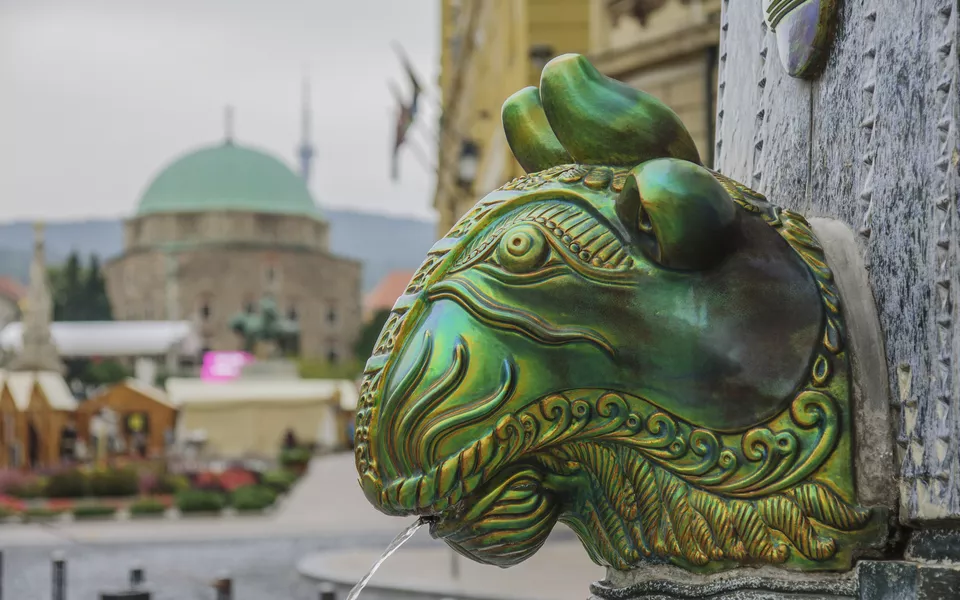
[433,0,720,234]
[434,0,596,237]
[166,377,357,457]
[104,138,361,362]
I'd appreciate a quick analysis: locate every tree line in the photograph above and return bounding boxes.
[47,252,127,388]
[48,252,112,322]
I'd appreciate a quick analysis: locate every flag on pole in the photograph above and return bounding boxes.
[390,83,413,181]
[389,43,424,181]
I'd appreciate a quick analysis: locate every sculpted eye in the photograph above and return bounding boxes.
[496,224,548,273]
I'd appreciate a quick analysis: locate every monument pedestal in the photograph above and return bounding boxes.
[238,358,299,380]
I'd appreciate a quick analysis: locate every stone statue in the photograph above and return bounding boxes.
[229,295,299,358]
[355,54,887,573]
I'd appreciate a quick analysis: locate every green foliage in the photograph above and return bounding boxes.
[129,498,167,516]
[279,447,312,468]
[24,507,63,520]
[8,476,47,499]
[72,503,117,519]
[298,357,362,379]
[157,473,190,494]
[176,489,226,513]
[82,359,131,386]
[46,469,88,498]
[84,255,112,320]
[262,469,298,493]
[88,468,139,497]
[49,251,118,387]
[230,485,277,512]
[50,251,113,322]
[355,308,391,360]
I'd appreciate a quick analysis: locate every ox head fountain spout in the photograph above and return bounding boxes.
[355,54,880,572]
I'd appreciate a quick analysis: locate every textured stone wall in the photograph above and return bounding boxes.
[104,245,361,361]
[715,1,959,522]
[125,212,329,252]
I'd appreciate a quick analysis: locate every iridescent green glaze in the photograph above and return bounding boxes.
[502,87,572,173]
[355,54,882,572]
[765,0,839,79]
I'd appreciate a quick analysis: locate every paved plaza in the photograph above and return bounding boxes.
[1,454,601,600]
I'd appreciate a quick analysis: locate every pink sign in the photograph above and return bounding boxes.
[201,351,254,381]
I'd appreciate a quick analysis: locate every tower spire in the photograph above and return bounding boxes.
[298,75,315,184]
[224,105,235,145]
[9,222,64,374]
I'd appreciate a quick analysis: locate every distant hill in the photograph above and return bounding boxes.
[0,209,437,292]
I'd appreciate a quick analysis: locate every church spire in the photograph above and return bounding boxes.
[298,76,315,184]
[9,222,64,374]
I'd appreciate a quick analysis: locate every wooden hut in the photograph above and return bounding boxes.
[0,370,78,469]
[76,379,177,460]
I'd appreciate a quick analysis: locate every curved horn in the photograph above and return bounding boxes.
[539,54,701,167]
[502,87,573,173]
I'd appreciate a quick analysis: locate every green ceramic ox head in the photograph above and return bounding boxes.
[356,55,876,572]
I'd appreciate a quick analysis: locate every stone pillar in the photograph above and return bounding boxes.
[713,0,959,526]
[593,1,959,598]
[9,222,65,374]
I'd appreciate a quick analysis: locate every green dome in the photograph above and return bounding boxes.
[136,143,322,219]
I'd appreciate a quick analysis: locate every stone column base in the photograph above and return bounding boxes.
[590,531,960,600]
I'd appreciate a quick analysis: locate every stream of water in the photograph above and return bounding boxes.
[344,518,428,600]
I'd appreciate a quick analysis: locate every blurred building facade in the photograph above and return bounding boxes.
[433,0,595,236]
[432,0,720,235]
[592,0,721,165]
[104,134,361,362]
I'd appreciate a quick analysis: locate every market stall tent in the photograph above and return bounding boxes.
[166,378,352,458]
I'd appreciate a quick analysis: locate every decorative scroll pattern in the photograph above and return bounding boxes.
[452,200,632,272]
[356,50,885,572]
[500,164,631,194]
[355,162,875,572]
[356,194,508,482]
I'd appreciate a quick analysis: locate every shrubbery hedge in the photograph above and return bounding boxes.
[46,469,89,498]
[129,498,167,516]
[24,507,62,521]
[73,504,117,519]
[89,468,139,497]
[7,476,47,499]
[176,490,225,513]
[231,485,277,512]
[262,469,298,493]
[279,447,312,468]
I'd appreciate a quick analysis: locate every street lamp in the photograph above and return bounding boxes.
[457,140,479,190]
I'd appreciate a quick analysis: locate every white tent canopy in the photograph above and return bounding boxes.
[0,321,201,359]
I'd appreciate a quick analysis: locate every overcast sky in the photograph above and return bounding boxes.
[0,0,440,223]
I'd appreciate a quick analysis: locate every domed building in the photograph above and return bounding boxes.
[104,131,361,362]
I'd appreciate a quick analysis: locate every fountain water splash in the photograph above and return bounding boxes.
[344,518,428,600]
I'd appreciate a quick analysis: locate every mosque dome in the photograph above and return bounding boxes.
[136,142,322,219]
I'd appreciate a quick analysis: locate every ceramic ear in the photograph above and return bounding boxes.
[616,158,739,270]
